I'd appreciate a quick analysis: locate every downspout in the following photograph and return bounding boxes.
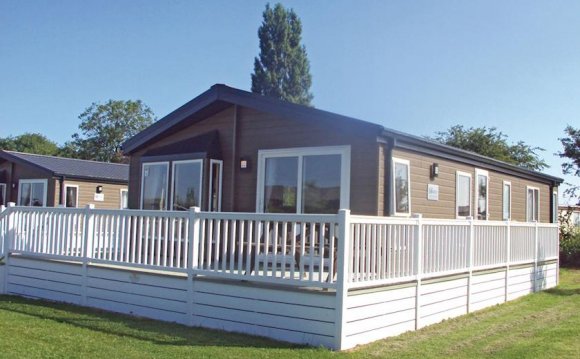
[384,137,395,216]
[230,105,238,212]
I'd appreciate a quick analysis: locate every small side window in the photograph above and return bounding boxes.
[392,158,411,216]
[456,171,472,218]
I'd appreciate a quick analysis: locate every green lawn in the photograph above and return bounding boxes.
[0,269,578,359]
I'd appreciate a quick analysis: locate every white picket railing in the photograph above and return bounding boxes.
[0,204,560,290]
[347,215,560,289]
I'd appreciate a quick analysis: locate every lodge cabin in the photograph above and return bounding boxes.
[0,150,129,209]
[122,84,562,222]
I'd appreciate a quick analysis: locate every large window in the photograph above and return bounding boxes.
[392,158,410,215]
[527,186,540,222]
[141,162,169,210]
[0,183,6,206]
[475,169,489,220]
[503,181,511,220]
[257,146,350,214]
[65,185,78,208]
[456,171,472,218]
[18,179,47,207]
[171,160,203,211]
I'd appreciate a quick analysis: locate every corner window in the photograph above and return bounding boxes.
[65,185,79,208]
[18,179,47,207]
[257,146,350,214]
[0,183,6,206]
[171,160,203,211]
[502,181,511,220]
[120,189,129,209]
[456,171,472,218]
[475,169,489,220]
[526,186,540,222]
[208,160,223,212]
[141,162,169,210]
[392,158,411,215]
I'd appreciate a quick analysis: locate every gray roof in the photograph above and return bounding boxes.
[0,151,129,183]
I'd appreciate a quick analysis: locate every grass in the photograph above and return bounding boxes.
[0,269,578,359]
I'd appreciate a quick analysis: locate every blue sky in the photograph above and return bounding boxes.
[1,0,579,201]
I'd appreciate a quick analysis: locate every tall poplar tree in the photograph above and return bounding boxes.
[251,3,313,106]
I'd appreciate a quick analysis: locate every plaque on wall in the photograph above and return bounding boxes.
[427,184,439,201]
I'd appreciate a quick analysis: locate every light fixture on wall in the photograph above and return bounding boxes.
[239,157,251,171]
[430,163,439,179]
[96,185,103,194]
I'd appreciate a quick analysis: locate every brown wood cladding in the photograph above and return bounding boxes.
[392,149,552,222]
[61,179,127,209]
[129,105,381,215]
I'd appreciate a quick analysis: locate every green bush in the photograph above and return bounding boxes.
[560,230,580,267]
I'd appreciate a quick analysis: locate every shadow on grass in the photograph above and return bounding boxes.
[0,295,311,351]
[545,287,580,296]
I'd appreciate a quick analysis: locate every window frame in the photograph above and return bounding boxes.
[474,169,489,220]
[18,179,48,207]
[526,186,540,222]
[140,161,170,210]
[208,159,223,212]
[64,184,79,208]
[502,181,511,221]
[455,171,472,219]
[120,188,129,209]
[552,190,558,223]
[0,183,6,206]
[170,159,204,211]
[392,157,411,217]
[256,145,351,214]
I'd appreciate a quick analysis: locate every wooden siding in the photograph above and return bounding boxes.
[61,179,127,209]
[392,149,553,222]
[129,105,381,215]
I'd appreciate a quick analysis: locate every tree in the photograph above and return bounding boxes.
[0,133,60,155]
[251,3,313,106]
[559,125,580,203]
[433,125,547,171]
[67,100,155,163]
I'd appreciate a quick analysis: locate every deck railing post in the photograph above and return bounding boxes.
[187,206,201,326]
[533,221,539,292]
[2,203,15,295]
[413,213,423,330]
[81,204,95,306]
[335,209,351,350]
[466,216,474,313]
[505,220,511,302]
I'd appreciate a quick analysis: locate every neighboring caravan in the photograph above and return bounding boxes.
[123,84,562,222]
[0,150,129,209]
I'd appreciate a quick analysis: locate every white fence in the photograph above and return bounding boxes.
[348,215,559,289]
[0,204,559,291]
[0,203,561,350]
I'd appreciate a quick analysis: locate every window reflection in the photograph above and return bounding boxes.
[302,154,341,214]
[394,162,409,214]
[142,163,168,210]
[264,157,298,213]
[173,161,202,211]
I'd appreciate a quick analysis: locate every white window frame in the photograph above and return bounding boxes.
[140,161,170,210]
[0,183,6,206]
[208,159,223,212]
[456,171,472,219]
[120,188,129,209]
[256,145,351,213]
[474,169,489,220]
[64,184,79,208]
[502,181,511,221]
[18,179,48,207]
[526,186,540,222]
[392,157,411,216]
[170,159,204,211]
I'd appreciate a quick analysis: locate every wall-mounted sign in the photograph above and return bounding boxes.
[427,184,439,201]
[94,193,104,202]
